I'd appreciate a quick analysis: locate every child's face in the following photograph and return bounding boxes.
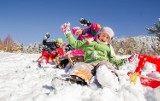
[56,42,62,48]
[98,33,110,43]
[75,30,83,36]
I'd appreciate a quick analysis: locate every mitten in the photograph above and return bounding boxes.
[46,32,50,38]
[60,22,71,35]
[86,38,94,44]
[80,18,91,26]
[127,54,138,63]
[43,32,50,40]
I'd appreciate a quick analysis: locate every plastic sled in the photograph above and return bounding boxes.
[128,72,160,88]
[129,54,160,88]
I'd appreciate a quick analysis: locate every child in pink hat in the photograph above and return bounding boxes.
[72,23,101,41]
[61,22,101,57]
[67,23,101,57]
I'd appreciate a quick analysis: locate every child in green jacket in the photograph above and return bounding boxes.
[61,23,136,90]
[65,27,126,65]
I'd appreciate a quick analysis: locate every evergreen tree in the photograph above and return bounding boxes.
[146,18,160,40]
[146,18,160,54]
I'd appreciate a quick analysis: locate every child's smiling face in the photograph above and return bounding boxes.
[98,33,110,43]
[75,30,83,36]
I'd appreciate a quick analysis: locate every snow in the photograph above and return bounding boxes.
[0,52,160,101]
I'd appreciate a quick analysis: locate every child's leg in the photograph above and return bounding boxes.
[96,65,119,90]
[36,55,42,62]
[41,50,50,64]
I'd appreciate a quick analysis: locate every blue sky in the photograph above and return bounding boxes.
[0,0,160,45]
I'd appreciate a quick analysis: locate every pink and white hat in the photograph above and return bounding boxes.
[72,27,81,35]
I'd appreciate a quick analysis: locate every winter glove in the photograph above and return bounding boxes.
[127,54,138,63]
[43,32,50,40]
[80,18,91,26]
[86,38,94,44]
[130,72,138,85]
[60,22,71,35]
[46,32,50,38]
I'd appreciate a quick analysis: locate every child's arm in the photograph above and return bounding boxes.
[42,33,52,46]
[61,22,87,49]
[66,33,87,49]
[107,50,127,67]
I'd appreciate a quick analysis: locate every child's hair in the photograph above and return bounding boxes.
[72,27,81,35]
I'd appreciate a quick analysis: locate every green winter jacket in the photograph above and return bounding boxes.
[66,33,126,66]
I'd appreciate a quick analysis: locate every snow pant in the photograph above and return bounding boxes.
[69,60,119,90]
[90,60,119,90]
[41,50,57,64]
[96,64,119,90]
[41,50,50,63]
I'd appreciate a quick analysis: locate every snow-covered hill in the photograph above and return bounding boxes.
[9,36,159,55]
[0,52,159,101]
[112,36,160,55]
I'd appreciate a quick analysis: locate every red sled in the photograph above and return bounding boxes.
[128,54,160,88]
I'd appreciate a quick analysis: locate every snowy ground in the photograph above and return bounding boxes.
[0,52,159,101]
